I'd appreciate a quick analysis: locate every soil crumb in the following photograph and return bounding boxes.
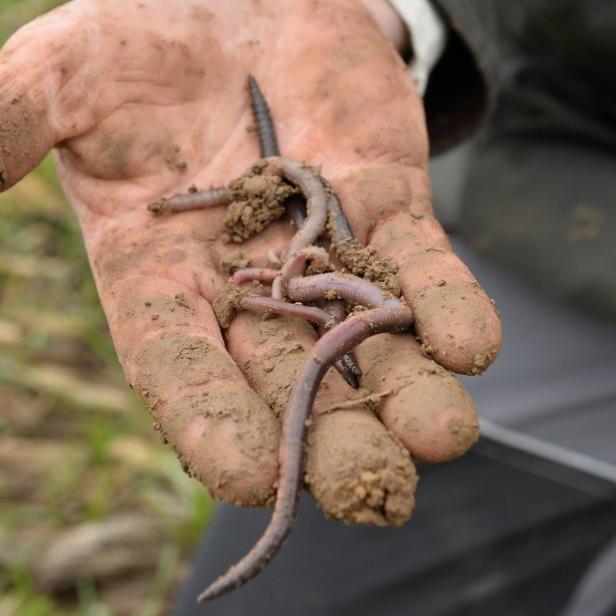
[221,251,251,275]
[164,145,188,173]
[222,163,298,243]
[330,227,401,295]
[213,281,243,328]
[305,412,417,526]
[147,198,171,216]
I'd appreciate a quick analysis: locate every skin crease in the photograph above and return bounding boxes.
[0,0,501,515]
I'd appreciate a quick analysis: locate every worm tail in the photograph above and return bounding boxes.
[248,75,280,157]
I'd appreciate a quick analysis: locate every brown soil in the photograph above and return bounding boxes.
[212,281,244,329]
[356,333,480,463]
[221,251,251,275]
[222,164,298,243]
[130,332,279,507]
[164,144,188,173]
[305,410,417,526]
[0,93,40,189]
[147,197,171,215]
[330,230,401,295]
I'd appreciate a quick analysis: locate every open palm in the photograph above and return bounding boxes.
[0,0,501,524]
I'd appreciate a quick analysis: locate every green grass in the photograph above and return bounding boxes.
[0,0,66,43]
[0,3,212,614]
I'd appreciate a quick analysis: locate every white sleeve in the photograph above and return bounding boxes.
[389,0,447,96]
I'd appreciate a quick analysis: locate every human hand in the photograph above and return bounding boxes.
[0,0,501,525]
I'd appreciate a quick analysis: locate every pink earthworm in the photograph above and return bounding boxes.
[238,294,333,327]
[234,291,360,388]
[265,157,329,258]
[197,274,413,602]
[288,272,391,308]
[271,246,330,300]
[232,267,279,286]
[234,242,360,388]
[275,179,362,387]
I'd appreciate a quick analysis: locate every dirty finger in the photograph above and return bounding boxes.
[356,333,479,463]
[332,164,502,375]
[86,217,281,506]
[226,311,418,526]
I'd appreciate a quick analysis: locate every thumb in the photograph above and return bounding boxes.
[0,2,95,190]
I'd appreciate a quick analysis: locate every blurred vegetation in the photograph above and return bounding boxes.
[0,3,212,615]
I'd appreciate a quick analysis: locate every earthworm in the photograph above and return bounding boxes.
[197,277,413,603]
[271,246,330,300]
[322,178,355,244]
[232,267,278,286]
[248,75,280,158]
[238,294,333,327]
[288,272,391,308]
[147,186,232,215]
[245,77,361,386]
[319,300,362,389]
[245,84,354,248]
[319,182,365,385]
[227,285,360,388]
[247,75,313,236]
[266,157,329,257]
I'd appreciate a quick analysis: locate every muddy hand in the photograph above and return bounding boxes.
[0,0,501,522]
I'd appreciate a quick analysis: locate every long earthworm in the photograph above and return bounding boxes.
[197,275,413,602]
[246,78,361,385]
[246,72,362,384]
